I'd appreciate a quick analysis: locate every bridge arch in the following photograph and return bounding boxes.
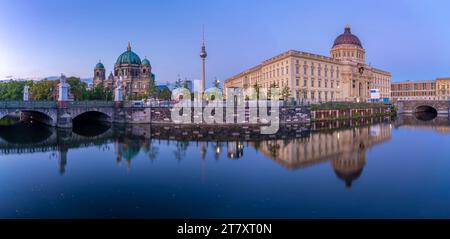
[414,105,438,121]
[415,105,438,114]
[22,110,56,126]
[72,110,112,124]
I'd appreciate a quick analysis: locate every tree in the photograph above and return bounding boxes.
[158,88,172,100]
[281,85,291,100]
[252,83,260,100]
[147,79,157,99]
[0,80,34,100]
[30,79,58,101]
[267,82,279,99]
[66,77,88,100]
[86,84,113,100]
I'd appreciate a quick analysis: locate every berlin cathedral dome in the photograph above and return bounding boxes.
[115,42,142,65]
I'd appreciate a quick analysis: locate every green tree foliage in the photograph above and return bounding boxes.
[251,83,261,100]
[147,79,157,98]
[30,79,58,101]
[85,84,113,100]
[281,85,291,100]
[158,88,172,100]
[267,82,279,99]
[66,77,88,100]
[0,80,34,100]
[0,77,159,102]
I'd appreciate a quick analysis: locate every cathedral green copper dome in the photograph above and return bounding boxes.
[142,58,150,66]
[95,61,105,69]
[115,42,142,65]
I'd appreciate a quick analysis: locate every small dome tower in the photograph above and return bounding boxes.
[93,60,106,86]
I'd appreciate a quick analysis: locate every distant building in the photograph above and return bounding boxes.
[390,77,450,101]
[224,25,391,103]
[93,42,155,98]
[436,77,450,100]
[391,80,436,101]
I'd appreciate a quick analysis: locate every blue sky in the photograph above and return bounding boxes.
[0,0,449,85]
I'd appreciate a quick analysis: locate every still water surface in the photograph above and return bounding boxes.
[1,115,450,218]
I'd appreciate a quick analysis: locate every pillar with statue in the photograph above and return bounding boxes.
[57,74,73,128]
[23,85,29,101]
[114,76,124,107]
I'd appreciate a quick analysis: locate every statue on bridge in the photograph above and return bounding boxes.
[23,85,29,101]
[58,74,70,101]
[115,76,124,102]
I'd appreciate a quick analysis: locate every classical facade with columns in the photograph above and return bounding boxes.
[224,25,391,103]
[93,42,155,99]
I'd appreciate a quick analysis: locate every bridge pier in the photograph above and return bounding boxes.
[56,102,73,128]
[57,111,73,128]
[112,101,126,124]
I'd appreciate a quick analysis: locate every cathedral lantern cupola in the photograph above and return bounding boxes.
[93,60,106,86]
[141,57,152,77]
[331,25,365,63]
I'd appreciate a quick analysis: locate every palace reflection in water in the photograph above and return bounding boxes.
[255,123,392,187]
[3,114,450,218]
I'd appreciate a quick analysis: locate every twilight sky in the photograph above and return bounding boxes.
[0,0,449,85]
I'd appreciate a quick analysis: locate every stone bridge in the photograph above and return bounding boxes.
[0,100,312,128]
[396,100,450,115]
[0,101,150,128]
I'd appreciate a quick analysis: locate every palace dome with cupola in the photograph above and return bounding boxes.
[331,25,365,63]
[333,25,363,48]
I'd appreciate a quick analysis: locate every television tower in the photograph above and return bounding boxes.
[200,26,207,94]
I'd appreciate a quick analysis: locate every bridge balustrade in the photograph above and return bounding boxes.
[69,101,114,108]
[0,101,57,108]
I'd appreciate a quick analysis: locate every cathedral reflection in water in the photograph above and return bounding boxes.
[0,117,405,187]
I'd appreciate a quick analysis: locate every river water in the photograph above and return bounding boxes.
[0,114,449,218]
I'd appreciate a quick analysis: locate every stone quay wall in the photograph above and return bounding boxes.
[311,107,392,122]
[149,106,311,125]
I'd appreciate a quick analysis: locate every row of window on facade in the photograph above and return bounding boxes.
[373,77,390,87]
[116,68,149,77]
[391,83,436,91]
[262,61,342,79]
[294,77,341,89]
[294,90,339,101]
[121,82,149,90]
[391,91,436,96]
[260,79,289,88]
[332,50,364,59]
